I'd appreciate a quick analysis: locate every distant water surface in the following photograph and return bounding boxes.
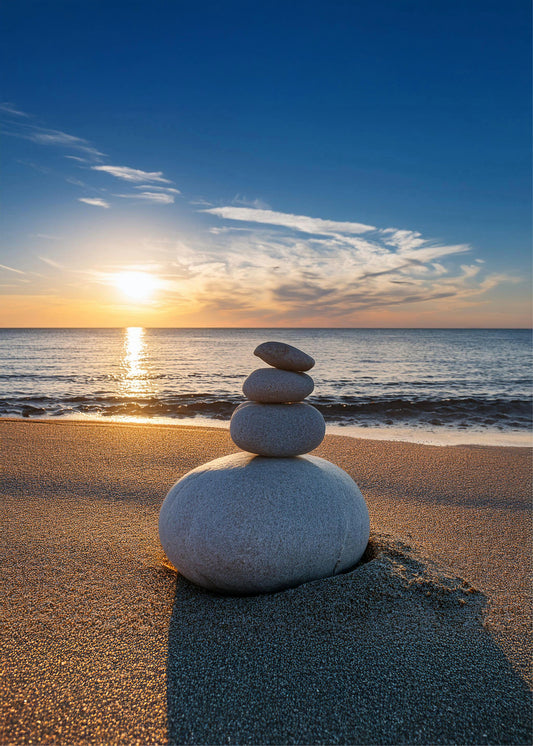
[0,328,531,444]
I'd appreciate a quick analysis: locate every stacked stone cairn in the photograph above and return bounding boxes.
[230,341,325,457]
[159,341,370,595]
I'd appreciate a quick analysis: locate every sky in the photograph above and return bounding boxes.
[0,0,531,327]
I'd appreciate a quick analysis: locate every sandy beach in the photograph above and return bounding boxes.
[1,418,531,745]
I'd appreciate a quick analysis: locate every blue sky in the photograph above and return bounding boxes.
[0,0,530,326]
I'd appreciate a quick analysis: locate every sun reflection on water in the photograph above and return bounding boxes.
[119,327,152,396]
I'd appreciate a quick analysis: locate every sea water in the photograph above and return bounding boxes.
[0,328,531,445]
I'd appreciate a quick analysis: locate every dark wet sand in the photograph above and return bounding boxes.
[0,419,531,745]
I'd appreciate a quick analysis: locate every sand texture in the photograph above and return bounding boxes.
[0,419,531,745]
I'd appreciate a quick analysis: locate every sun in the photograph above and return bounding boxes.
[113,271,158,302]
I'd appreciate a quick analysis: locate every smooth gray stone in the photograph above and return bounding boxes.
[230,401,325,456]
[243,367,314,403]
[254,341,315,372]
[158,452,370,594]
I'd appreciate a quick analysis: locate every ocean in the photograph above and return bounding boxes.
[0,328,531,445]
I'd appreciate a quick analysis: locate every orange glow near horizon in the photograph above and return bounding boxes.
[0,290,531,328]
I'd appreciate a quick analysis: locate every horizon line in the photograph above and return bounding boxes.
[0,326,531,332]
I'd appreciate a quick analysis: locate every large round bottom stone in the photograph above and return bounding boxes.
[159,452,370,594]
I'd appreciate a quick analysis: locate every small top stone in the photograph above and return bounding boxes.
[254,341,315,372]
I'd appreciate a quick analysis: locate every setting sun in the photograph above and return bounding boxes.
[112,271,158,302]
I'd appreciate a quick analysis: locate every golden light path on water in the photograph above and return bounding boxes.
[119,326,153,397]
[100,327,532,447]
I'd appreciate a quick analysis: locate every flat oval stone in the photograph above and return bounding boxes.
[159,452,370,594]
[243,367,314,403]
[230,401,325,456]
[254,341,315,372]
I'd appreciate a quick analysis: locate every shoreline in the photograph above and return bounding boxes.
[1,413,531,448]
[1,418,531,744]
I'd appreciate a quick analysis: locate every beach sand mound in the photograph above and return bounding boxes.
[166,538,532,745]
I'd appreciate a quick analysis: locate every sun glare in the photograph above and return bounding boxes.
[113,271,158,302]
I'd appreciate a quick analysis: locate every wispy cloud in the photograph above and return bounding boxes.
[27,128,103,156]
[1,104,104,158]
[92,165,171,183]
[145,207,509,323]
[0,263,25,274]
[115,191,175,204]
[231,194,271,209]
[17,159,51,175]
[134,185,181,194]
[381,228,426,250]
[189,197,214,207]
[202,206,375,235]
[78,197,110,208]
[0,102,30,117]
[38,256,64,269]
[66,177,88,187]
[1,105,177,208]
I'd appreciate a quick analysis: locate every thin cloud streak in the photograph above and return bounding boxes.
[0,105,104,158]
[0,102,30,117]
[231,195,272,209]
[28,128,103,155]
[92,165,171,183]
[134,185,181,194]
[8,125,104,158]
[78,197,110,208]
[38,256,65,269]
[202,206,375,235]
[115,192,175,204]
[0,263,26,274]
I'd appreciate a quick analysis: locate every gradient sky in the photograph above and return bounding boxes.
[1,0,530,327]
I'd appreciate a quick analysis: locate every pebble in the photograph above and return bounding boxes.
[230,401,325,457]
[158,452,370,594]
[254,341,315,372]
[243,367,314,403]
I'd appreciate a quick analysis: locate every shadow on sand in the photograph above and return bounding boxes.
[166,539,532,745]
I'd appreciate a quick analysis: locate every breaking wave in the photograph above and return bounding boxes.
[1,393,531,431]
